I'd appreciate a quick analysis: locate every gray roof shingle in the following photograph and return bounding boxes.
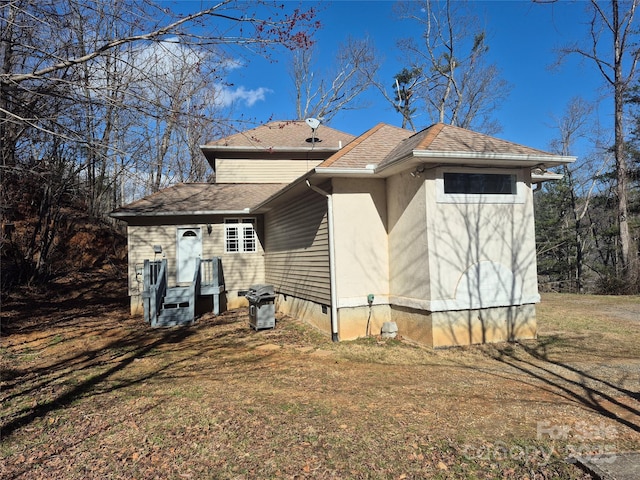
[112,183,286,216]
[380,123,553,167]
[318,123,413,169]
[204,121,356,150]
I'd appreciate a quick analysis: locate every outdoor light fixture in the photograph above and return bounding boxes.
[207,224,213,235]
[411,165,426,177]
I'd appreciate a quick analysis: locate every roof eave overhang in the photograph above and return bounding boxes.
[199,145,342,154]
[252,166,380,213]
[252,149,575,213]
[313,166,377,178]
[376,150,576,176]
[413,150,576,166]
[110,209,252,220]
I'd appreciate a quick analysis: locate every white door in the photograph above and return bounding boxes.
[177,227,202,284]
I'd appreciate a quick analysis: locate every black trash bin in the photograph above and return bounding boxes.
[246,284,276,330]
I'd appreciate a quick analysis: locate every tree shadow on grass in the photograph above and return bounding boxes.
[1,312,272,440]
[485,338,640,435]
[0,270,270,440]
[1,327,193,438]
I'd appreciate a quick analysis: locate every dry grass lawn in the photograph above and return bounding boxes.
[1,273,639,479]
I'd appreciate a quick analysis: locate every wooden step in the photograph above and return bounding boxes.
[164,286,191,304]
[154,306,193,327]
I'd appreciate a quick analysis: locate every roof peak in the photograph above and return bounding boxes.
[412,122,552,155]
[317,122,414,169]
[203,120,356,150]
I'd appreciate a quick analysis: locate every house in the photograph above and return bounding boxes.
[112,120,574,347]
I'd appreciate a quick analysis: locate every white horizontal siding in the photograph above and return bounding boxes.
[265,191,331,305]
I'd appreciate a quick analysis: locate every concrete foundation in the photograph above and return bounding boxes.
[275,293,332,336]
[337,304,391,340]
[390,305,434,345]
[272,294,537,347]
[131,288,537,347]
[131,294,143,316]
[430,304,537,347]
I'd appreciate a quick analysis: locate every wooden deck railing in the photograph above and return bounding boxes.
[142,259,167,324]
[189,258,201,322]
[199,258,223,292]
[199,257,225,315]
[142,256,225,325]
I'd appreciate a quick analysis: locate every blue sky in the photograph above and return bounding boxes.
[189,1,613,157]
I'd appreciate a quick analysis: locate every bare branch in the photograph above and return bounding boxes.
[290,37,378,123]
[394,0,509,133]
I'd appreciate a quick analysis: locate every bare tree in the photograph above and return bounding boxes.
[394,0,510,134]
[1,0,317,168]
[0,0,318,285]
[548,97,606,292]
[121,40,229,193]
[290,37,379,123]
[553,0,640,283]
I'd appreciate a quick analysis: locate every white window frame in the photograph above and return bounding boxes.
[224,217,257,253]
[435,167,525,204]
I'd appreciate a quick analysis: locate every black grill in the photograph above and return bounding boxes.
[245,284,276,330]
[245,284,275,303]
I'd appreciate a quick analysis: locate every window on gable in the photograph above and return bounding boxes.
[443,172,517,195]
[436,168,524,204]
[225,218,256,253]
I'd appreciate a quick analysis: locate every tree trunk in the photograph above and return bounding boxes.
[612,0,639,283]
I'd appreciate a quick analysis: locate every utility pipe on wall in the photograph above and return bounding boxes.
[306,179,339,342]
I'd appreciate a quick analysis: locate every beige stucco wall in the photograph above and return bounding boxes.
[126,216,265,315]
[423,168,539,311]
[286,169,541,347]
[331,178,389,308]
[387,172,431,301]
[337,304,391,340]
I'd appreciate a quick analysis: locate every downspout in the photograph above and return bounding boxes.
[306,180,339,342]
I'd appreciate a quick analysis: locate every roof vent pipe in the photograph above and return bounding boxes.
[306,179,339,342]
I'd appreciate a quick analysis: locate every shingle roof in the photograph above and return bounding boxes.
[380,123,552,168]
[112,183,286,217]
[318,123,413,169]
[204,121,356,150]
